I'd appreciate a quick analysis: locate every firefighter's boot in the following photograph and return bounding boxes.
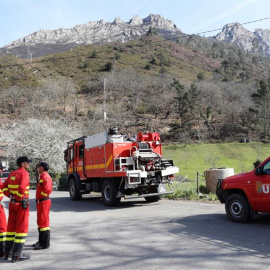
[0,240,5,257]
[4,240,13,260]
[32,228,40,247]
[12,243,30,263]
[34,230,50,250]
[43,230,50,249]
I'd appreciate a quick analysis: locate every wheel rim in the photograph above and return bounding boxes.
[104,185,112,201]
[230,200,244,217]
[70,183,75,196]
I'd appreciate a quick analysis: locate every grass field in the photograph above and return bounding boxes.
[163,142,270,199]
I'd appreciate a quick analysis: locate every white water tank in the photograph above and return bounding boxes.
[204,168,235,194]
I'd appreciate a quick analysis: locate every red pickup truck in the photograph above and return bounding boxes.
[216,157,270,223]
[0,171,10,184]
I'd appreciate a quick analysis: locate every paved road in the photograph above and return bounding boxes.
[1,190,270,270]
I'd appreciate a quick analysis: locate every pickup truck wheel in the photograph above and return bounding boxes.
[225,194,250,223]
[69,178,82,201]
[102,180,120,207]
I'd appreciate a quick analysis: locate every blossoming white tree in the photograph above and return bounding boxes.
[0,118,81,173]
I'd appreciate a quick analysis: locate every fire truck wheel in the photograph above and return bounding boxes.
[145,187,160,203]
[69,178,82,201]
[102,180,120,207]
[225,193,251,223]
[145,196,160,203]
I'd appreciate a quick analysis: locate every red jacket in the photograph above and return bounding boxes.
[2,167,30,201]
[36,172,52,200]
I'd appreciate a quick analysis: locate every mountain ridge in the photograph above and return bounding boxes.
[215,22,270,55]
[0,14,181,58]
[0,14,270,59]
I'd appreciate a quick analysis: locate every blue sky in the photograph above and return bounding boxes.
[0,0,269,47]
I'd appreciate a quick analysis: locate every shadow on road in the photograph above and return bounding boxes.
[168,212,270,258]
[1,191,156,213]
[48,192,155,213]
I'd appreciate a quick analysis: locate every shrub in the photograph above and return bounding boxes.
[145,64,151,70]
[114,52,121,60]
[104,62,113,72]
[197,72,205,81]
[91,50,97,58]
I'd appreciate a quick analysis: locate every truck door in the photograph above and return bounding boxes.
[252,159,270,212]
[74,143,85,180]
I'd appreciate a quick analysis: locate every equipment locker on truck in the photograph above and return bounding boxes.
[216,157,270,222]
[64,128,179,206]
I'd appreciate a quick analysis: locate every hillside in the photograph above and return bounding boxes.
[0,34,270,144]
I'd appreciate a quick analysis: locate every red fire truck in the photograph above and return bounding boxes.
[64,128,179,206]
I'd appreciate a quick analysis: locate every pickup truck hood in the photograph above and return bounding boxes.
[224,171,253,183]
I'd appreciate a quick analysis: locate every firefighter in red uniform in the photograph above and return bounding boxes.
[0,163,7,258]
[2,156,32,262]
[32,162,52,250]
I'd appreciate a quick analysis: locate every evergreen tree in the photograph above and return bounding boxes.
[250,80,270,138]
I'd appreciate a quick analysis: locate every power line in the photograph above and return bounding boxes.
[0,16,270,69]
[195,16,270,36]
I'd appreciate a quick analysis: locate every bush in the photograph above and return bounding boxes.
[197,72,204,81]
[104,62,113,72]
[199,184,208,194]
[91,50,97,58]
[145,64,151,70]
[150,57,158,65]
[114,52,121,60]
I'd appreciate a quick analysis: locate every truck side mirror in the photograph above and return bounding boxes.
[255,166,263,175]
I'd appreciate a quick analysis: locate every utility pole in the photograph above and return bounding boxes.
[103,78,107,121]
[27,46,30,59]
[27,46,33,63]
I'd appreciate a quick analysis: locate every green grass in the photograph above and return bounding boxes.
[164,142,269,180]
[163,142,270,199]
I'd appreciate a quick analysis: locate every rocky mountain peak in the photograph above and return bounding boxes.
[215,23,270,55]
[129,15,143,25]
[216,23,251,41]
[143,14,177,29]
[113,17,125,24]
[255,28,270,42]
[0,14,181,58]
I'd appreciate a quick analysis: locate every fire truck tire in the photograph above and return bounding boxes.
[145,196,160,203]
[102,180,120,207]
[145,187,160,203]
[69,178,82,201]
[225,193,251,223]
